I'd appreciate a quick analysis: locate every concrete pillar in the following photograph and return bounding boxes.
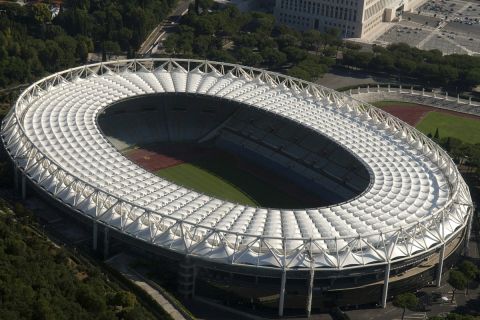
[457,94,460,103]
[93,221,98,251]
[436,244,446,287]
[410,86,413,94]
[21,175,26,200]
[103,227,109,259]
[388,84,391,92]
[469,97,472,105]
[433,90,436,98]
[367,85,370,93]
[445,92,448,100]
[381,263,391,308]
[422,88,425,96]
[13,167,19,193]
[349,89,352,96]
[279,268,287,317]
[306,265,315,317]
[178,256,196,299]
[377,84,380,92]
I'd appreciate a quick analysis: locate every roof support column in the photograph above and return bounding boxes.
[465,207,474,253]
[278,268,287,317]
[381,263,391,308]
[306,263,315,317]
[436,243,446,287]
[92,221,98,251]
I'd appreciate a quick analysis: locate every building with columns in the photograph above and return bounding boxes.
[274,0,428,38]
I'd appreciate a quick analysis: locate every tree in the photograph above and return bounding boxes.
[458,260,479,294]
[393,293,418,320]
[30,3,52,25]
[236,48,262,66]
[287,66,311,81]
[195,0,214,14]
[276,34,298,50]
[465,68,480,87]
[342,50,373,69]
[439,65,459,86]
[282,46,307,64]
[103,41,122,59]
[434,128,440,140]
[369,53,396,72]
[396,58,417,75]
[247,13,275,36]
[448,270,467,302]
[261,47,286,67]
[207,49,236,63]
[110,291,136,308]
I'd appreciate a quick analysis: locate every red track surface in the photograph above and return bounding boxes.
[382,104,480,126]
[126,149,183,171]
[124,143,328,206]
[124,144,211,172]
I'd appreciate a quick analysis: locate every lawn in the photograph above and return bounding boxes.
[416,112,480,144]
[156,163,257,206]
[371,100,480,144]
[155,154,318,208]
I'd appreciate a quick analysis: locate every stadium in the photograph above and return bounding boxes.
[1,59,474,316]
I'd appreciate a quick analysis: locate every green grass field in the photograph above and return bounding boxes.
[157,163,257,206]
[372,100,480,144]
[416,112,480,144]
[371,100,422,108]
[155,154,320,208]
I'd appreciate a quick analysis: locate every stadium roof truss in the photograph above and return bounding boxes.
[1,59,473,271]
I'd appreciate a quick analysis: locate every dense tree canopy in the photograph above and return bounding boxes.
[341,42,480,90]
[448,270,468,302]
[0,200,159,320]
[0,0,175,88]
[162,4,338,81]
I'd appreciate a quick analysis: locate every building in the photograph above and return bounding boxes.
[274,0,428,38]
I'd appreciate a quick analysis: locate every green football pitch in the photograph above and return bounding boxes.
[372,100,480,144]
[155,154,323,209]
[416,112,480,144]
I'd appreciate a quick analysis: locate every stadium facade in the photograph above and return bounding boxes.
[274,0,428,39]
[1,59,473,316]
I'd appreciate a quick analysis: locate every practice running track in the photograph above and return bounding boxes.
[381,103,480,126]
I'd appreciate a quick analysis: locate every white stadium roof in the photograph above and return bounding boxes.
[1,59,473,270]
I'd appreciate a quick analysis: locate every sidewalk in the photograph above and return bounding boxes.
[106,253,187,320]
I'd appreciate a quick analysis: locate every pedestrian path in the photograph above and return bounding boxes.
[106,253,187,320]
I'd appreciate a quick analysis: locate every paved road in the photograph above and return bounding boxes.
[315,67,398,90]
[138,0,191,56]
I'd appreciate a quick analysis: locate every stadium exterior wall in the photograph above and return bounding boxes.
[13,164,470,314]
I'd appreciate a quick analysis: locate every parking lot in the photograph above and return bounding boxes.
[375,0,480,55]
